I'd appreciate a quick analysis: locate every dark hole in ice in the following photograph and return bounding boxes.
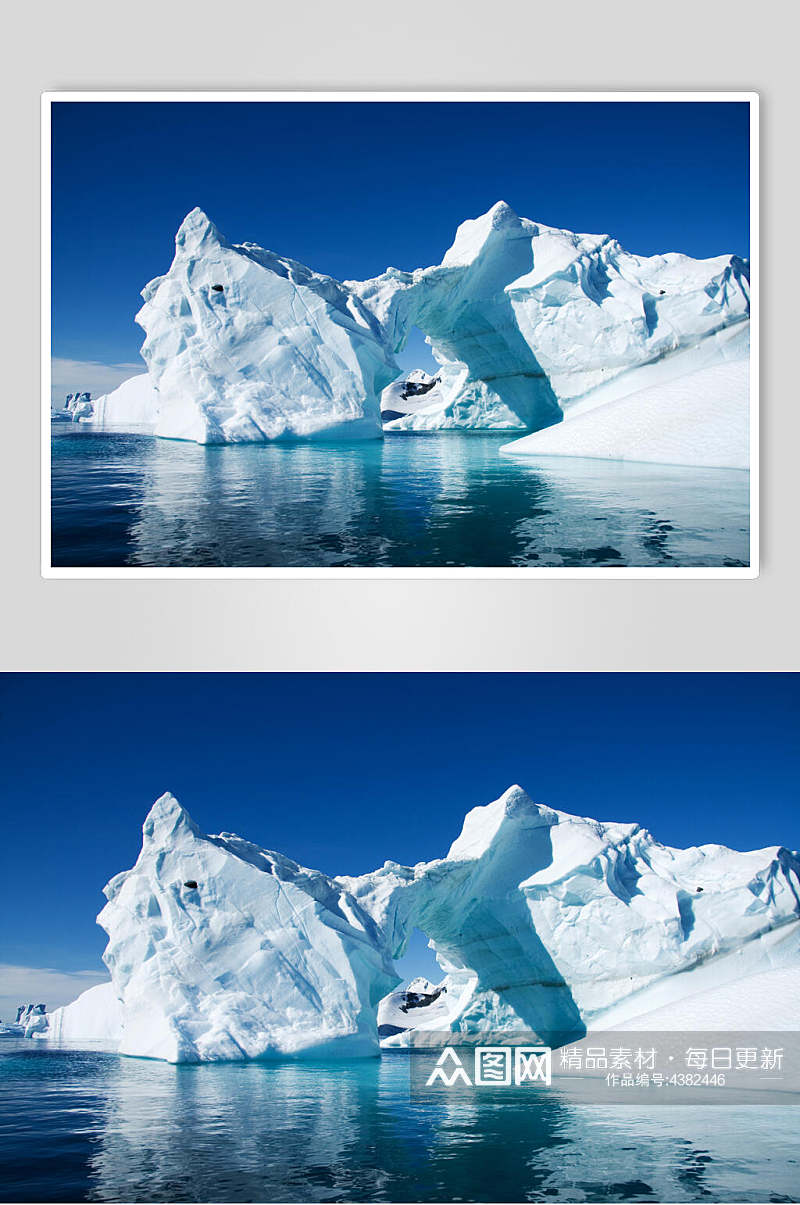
[211,284,224,292]
[183,880,198,889]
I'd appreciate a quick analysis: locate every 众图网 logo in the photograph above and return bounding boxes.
[425,1046,552,1088]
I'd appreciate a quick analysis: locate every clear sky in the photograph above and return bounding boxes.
[51,100,751,392]
[0,672,795,1012]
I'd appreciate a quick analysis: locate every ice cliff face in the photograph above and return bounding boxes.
[134,203,749,444]
[50,787,799,1063]
[90,374,160,428]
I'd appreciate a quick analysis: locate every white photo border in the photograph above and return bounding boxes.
[41,90,759,580]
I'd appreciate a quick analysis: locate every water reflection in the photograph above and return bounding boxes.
[51,429,750,568]
[1,1041,797,1203]
[68,1055,800,1202]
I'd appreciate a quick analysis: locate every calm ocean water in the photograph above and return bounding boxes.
[0,1040,796,1203]
[50,428,750,569]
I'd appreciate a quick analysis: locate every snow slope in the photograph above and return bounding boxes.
[128,203,748,443]
[46,787,797,1061]
[501,358,749,470]
[610,963,800,1032]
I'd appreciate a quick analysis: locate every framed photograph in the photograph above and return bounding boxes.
[43,92,757,577]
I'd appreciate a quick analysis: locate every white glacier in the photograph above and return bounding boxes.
[40,786,798,1062]
[120,202,748,449]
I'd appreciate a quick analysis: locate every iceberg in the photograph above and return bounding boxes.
[124,203,748,445]
[41,786,798,1062]
[137,209,397,444]
[377,977,451,1037]
[50,377,161,429]
[379,370,443,423]
[92,793,399,1062]
[64,391,93,421]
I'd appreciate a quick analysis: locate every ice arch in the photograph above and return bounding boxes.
[343,786,585,1046]
[352,204,562,431]
[351,199,749,432]
[134,203,749,443]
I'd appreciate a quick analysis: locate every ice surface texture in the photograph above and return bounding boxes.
[47,787,799,1062]
[129,203,748,446]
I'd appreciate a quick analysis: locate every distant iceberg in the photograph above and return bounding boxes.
[36,786,798,1063]
[70,202,749,453]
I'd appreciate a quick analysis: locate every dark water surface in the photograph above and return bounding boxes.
[50,428,749,569]
[0,1041,796,1203]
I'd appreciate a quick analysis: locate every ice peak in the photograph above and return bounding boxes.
[175,208,226,254]
[487,199,520,224]
[442,201,527,267]
[446,785,556,861]
[142,792,200,844]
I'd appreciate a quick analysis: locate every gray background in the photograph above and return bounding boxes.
[2,0,797,671]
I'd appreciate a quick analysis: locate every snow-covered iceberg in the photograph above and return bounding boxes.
[126,203,748,445]
[50,377,161,430]
[352,786,799,1045]
[65,391,93,421]
[45,786,798,1062]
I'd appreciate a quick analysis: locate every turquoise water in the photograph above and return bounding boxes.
[1,1040,796,1202]
[50,428,750,569]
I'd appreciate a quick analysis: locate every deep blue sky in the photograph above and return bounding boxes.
[1,673,794,985]
[51,100,751,374]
